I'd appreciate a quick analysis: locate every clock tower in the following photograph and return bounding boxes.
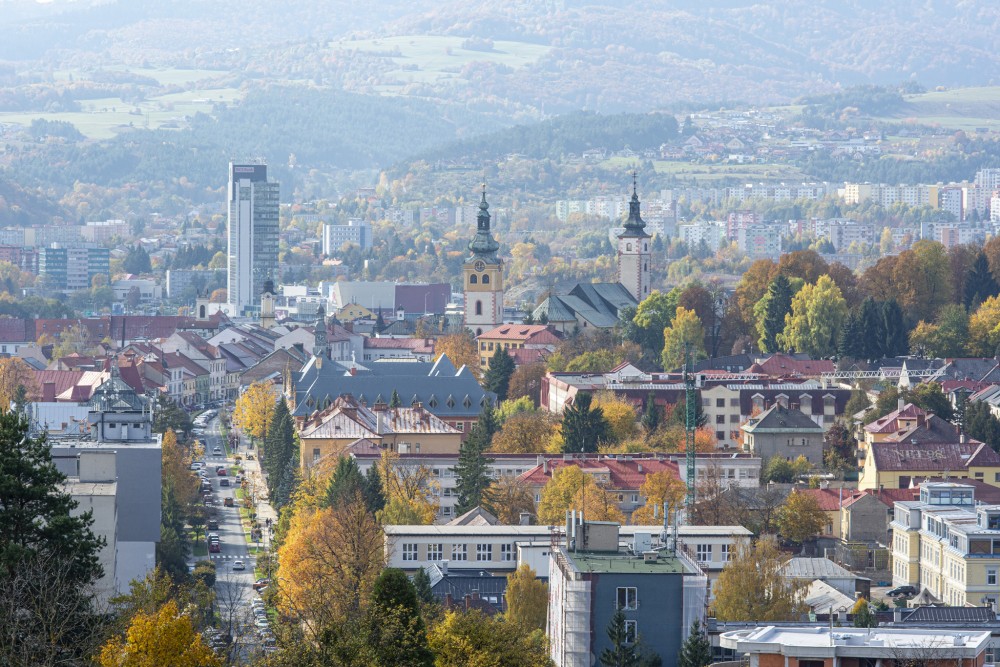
[617,175,652,302]
[463,187,504,334]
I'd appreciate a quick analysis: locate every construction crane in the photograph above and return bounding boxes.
[819,368,944,384]
[683,345,697,515]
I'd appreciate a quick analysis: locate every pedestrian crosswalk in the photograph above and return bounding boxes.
[209,553,256,561]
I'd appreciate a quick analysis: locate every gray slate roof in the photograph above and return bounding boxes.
[781,557,864,580]
[742,404,824,434]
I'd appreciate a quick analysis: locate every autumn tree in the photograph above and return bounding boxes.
[561,392,611,453]
[661,306,706,371]
[537,465,625,525]
[776,490,827,547]
[630,471,688,525]
[52,323,97,358]
[427,609,552,667]
[892,240,952,325]
[483,475,536,525]
[379,450,439,525]
[434,331,481,377]
[484,346,516,402]
[506,564,548,631]
[778,275,848,358]
[713,536,805,622]
[509,362,547,406]
[232,382,276,443]
[968,294,1000,356]
[98,599,220,667]
[628,289,680,360]
[0,358,38,410]
[852,597,876,628]
[593,391,639,444]
[491,411,558,454]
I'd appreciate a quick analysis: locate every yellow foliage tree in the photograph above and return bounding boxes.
[483,475,536,525]
[232,382,276,442]
[776,489,827,545]
[0,357,39,409]
[490,411,558,454]
[713,536,805,622]
[505,564,548,632]
[434,331,481,378]
[161,429,199,508]
[630,471,688,524]
[98,600,221,667]
[536,465,625,525]
[968,295,1000,357]
[427,610,552,667]
[662,306,707,370]
[276,492,385,632]
[378,450,439,525]
[593,391,638,443]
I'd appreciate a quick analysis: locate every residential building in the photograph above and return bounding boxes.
[678,221,726,249]
[62,450,118,605]
[112,277,162,305]
[464,190,504,334]
[779,557,871,599]
[81,219,129,243]
[720,626,990,667]
[891,482,1000,608]
[797,486,893,543]
[860,442,1000,491]
[737,223,783,258]
[548,520,707,667]
[741,404,825,465]
[475,324,561,368]
[227,161,279,314]
[363,337,435,362]
[322,219,372,254]
[38,245,110,291]
[165,269,216,300]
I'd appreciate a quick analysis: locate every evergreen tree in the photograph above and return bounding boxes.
[367,568,434,667]
[263,399,291,486]
[858,297,883,360]
[561,392,611,453]
[483,346,516,402]
[852,598,876,628]
[389,389,401,408]
[880,299,908,358]
[668,391,708,428]
[412,567,435,605]
[677,620,712,667]
[965,401,1000,451]
[640,392,660,432]
[837,311,863,359]
[965,252,999,309]
[761,275,793,353]
[600,609,641,667]
[454,408,497,514]
[364,464,387,514]
[324,456,365,508]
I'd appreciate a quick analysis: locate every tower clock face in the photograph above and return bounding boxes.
[474,260,486,271]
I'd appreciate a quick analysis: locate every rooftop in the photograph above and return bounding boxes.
[565,548,686,574]
[721,626,991,655]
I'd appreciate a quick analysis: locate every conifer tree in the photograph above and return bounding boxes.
[561,392,611,453]
[880,299,908,357]
[364,464,387,514]
[389,389,401,408]
[454,408,496,514]
[858,297,883,360]
[600,609,642,667]
[677,620,712,667]
[761,274,794,353]
[412,567,435,605]
[837,311,863,359]
[965,252,999,309]
[640,392,660,433]
[324,456,366,508]
[483,347,516,402]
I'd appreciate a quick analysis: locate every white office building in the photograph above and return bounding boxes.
[227,162,279,314]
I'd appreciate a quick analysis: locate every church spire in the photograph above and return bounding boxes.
[468,184,500,261]
[619,171,650,238]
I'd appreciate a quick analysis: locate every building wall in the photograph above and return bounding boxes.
[842,494,891,543]
[591,571,686,667]
[745,430,824,465]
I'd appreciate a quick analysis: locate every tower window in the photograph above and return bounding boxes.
[481,274,489,285]
[626,243,632,252]
[475,301,483,316]
[469,275,478,285]
[644,243,648,251]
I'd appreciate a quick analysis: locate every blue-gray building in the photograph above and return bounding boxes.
[548,521,707,667]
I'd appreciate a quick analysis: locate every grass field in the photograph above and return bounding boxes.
[601,156,808,182]
[330,35,550,92]
[872,86,1000,132]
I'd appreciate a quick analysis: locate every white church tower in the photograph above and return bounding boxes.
[463,187,504,335]
[616,175,651,302]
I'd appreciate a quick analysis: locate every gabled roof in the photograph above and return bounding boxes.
[742,403,823,433]
[447,506,499,526]
[746,353,835,378]
[870,441,1000,472]
[0,317,33,342]
[781,557,862,580]
[795,487,866,511]
[477,324,562,345]
[517,457,681,491]
[865,403,927,434]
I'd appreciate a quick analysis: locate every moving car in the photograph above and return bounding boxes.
[219,478,230,487]
[217,468,227,477]
[209,542,221,553]
[213,447,222,455]
[224,497,234,507]
[207,520,219,530]
[232,560,245,571]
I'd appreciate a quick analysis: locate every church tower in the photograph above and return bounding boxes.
[616,175,651,302]
[313,304,328,369]
[463,187,504,335]
[260,279,276,330]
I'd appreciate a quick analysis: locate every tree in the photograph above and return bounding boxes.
[631,289,680,360]
[367,568,434,667]
[713,536,806,622]
[968,294,1000,356]
[758,275,794,353]
[640,392,660,433]
[964,252,999,309]
[776,490,827,546]
[412,567,434,605]
[561,392,611,453]
[491,411,558,454]
[506,564,548,631]
[379,451,440,525]
[630,471,688,525]
[661,306,706,371]
[677,620,713,667]
[857,297,884,361]
[153,395,193,439]
[389,388,401,408]
[852,597,876,628]
[363,464,387,515]
[508,363,547,406]
[483,475,536,525]
[879,299,909,358]
[593,391,639,444]
[232,382,276,443]
[844,388,872,419]
[965,401,1000,451]
[52,322,96,358]
[600,608,642,667]
[323,456,366,508]
[892,240,952,325]
[484,346,516,402]
[824,422,857,471]
[434,331,481,378]
[0,358,38,411]
[427,610,552,667]
[209,288,227,303]
[98,599,220,667]
[454,409,496,515]
[908,382,954,421]
[536,465,625,525]
[778,275,848,358]
[122,244,152,275]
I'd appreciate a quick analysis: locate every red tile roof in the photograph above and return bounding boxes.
[746,354,835,378]
[509,348,548,365]
[870,441,1000,472]
[477,324,562,345]
[864,403,927,434]
[517,457,682,491]
[796,487,866,511]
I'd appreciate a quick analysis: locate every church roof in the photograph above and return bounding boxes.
[467,189,500,262]
[617,176,651,239]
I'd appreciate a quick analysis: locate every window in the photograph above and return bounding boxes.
[452,544,467,561]
[475,301,483,316]
[730,398,740,406]
[312,448,321,463]
[402,544,418,561]
[427,544,443,561]
[482,274,490,284]
[721,544,731,561]
[501,544,514,561]
[477,544,492,561]
[716,398,725,408]
[716,414,725,424]
[716,431,725,441]
[469,275,478,284]
[624,620,637,645]
[627,243,632,252]
[616,587,638,610]
[696,544,711,563]
[989,569,997,586]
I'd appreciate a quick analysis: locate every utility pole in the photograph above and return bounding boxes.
[684,344,697,515]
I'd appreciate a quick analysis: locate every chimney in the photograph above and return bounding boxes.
[441,560,448,575]
[464,593,473,610]
[519,512,531,525]
[542,459,549,474]
[349,366,356,376]
[43,381,55,402]
[898,398,905,410]
[894,607,903,623]
[445,593,453,608]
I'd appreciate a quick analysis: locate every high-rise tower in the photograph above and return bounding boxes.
[463,187,504,334]
[227,161,279,315]
[616,175,651,301]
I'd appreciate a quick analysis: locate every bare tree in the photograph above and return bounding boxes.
[214,571,262,665]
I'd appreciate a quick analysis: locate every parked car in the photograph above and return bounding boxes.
[254,617,269,629]
[253,578,270,591]
[212,447,222,455]
[887,585,918,598]
[207,520,219,530]
[232,560,245,571]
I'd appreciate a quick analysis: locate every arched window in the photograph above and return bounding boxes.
[626,243,632,252]
[469,275,478,285]
[475,301,483,316]
[482,274,490,284]
[199,305,206,319]
[644,242,648,251]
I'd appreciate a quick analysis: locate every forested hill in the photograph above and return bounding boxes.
[411,112,679,165]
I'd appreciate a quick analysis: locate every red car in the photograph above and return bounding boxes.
[209,542,221,553]
[217,468,227,477]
